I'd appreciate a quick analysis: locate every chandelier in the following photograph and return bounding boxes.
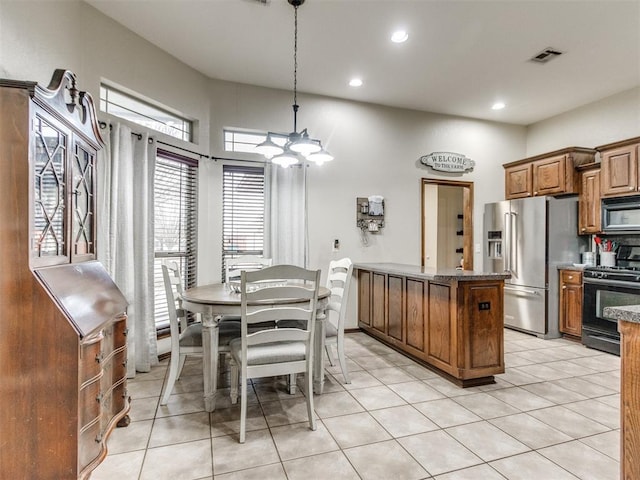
[255,0,333,167]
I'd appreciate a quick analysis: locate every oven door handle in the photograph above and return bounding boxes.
[588,334,620,344]
[583,277,640,289]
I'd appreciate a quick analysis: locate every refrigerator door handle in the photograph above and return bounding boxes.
[504,212,511,272]
[510,212,518,277]
[504,285,539,295]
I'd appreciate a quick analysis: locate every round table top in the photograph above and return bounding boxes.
[182,283,331,306]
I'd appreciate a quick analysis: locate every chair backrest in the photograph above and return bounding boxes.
[240,264,321,349]
[161,260,188,338]
[325,258,353,329]
[226,255,273,283]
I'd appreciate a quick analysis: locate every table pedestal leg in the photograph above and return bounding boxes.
[201,313,219,412]
[313,312,326,395]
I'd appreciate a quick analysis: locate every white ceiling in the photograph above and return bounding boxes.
[85,0,640,126]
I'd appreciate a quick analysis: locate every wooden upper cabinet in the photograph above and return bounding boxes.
[599,137,640,198]
[578,164,601,235]
[504,147,596,200]
[505,163,532,199]
[532,154,566,196]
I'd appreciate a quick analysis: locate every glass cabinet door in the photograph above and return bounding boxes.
[33,110,69,265]
[71,138,96,261]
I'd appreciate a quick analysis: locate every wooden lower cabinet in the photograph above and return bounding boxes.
[559,269,583,338]
[619,319,640,480]
[357,269,504,386]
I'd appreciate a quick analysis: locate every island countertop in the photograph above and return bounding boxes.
[603,305,640,324]
[354,262,511,281]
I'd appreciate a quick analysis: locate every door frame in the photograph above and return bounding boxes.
[421,178,474,270]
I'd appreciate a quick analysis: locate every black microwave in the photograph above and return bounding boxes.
[602,195,640,233]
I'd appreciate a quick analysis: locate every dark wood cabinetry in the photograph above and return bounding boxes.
[357,266,505,386]
[599,137,640,198]
[619,319,640,480]
[504,147,596,200]
[0,70,129,479]
[505,163,533,199]
[559,269,583,338]
[578,163,601,235]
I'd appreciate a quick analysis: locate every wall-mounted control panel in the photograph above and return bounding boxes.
[356,196,385,233]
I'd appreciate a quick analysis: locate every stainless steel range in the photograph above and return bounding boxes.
[582,245,640,355]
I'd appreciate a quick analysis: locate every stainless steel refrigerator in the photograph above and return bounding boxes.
[483,196,587,338]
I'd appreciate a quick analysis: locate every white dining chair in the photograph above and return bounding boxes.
[229,264,321,443]
[324,257,353,383]
[160,260,240,405]
[225,255,273,283]
[221,255,273,325]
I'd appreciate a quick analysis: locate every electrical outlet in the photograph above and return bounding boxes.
[333,239,340,251]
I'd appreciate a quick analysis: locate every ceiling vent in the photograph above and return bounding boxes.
[529,47,564,64]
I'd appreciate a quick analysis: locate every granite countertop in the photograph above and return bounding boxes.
[353,262,511,281]
[556,263,589,271]
[603,305,640,324]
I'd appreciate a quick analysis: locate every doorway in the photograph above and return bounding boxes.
[421,179,474,270]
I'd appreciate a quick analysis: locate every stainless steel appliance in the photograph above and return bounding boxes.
[582,245,640,356]
[602,195,640,233]
[484,196,587,337]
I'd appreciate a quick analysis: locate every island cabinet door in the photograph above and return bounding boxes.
[426,282,457,376]
[458,282,504,378]
[357,270,372,327]
[371,272,386,334]
[405,278,427,357]
[387,275,405,342]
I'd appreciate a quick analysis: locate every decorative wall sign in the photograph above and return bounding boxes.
[419,152,475,173]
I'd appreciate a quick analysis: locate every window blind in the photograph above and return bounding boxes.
[154,150,198,329]
[222,165,265,280]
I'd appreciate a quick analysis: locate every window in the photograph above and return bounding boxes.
[100,84,192,142]
[224,128,286,154]
[154,150,198,329]
[222,165,265,280]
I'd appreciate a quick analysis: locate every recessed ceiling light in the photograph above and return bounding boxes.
[492,102,506,110]
[349,78,363,87]
[391,30,408,43]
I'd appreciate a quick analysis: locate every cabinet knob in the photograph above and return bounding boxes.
[568,276,573,280]
[581,228,586,232]
[630,187,634,190]
[562,285,567,289]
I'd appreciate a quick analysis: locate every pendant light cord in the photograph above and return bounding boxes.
[292,3,299,133]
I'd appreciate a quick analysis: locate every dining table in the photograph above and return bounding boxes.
[180,283,331,412]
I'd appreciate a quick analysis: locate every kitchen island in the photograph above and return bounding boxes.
[355,263,510,387]
[602,305,640,480]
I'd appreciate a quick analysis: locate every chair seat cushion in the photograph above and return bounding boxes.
[325,322,338,338]
[179,323,203,348]
[229,338,306,366]
[219,321,241,346]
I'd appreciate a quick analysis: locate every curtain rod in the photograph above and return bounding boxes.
[98,121,266,165]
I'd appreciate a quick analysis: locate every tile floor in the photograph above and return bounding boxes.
[93,329,621,480]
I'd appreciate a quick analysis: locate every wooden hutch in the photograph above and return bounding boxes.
[0,70,129,479]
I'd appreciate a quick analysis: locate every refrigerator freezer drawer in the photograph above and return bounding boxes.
[504,285,546,335]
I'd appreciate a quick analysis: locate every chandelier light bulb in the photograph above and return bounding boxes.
[272,149,299,168]
[255,133,284,157]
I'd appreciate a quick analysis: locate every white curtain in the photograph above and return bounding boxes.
[97,123,157,377]
[264,164,308,267]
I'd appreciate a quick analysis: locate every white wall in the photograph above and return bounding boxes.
[526,87,640,155]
